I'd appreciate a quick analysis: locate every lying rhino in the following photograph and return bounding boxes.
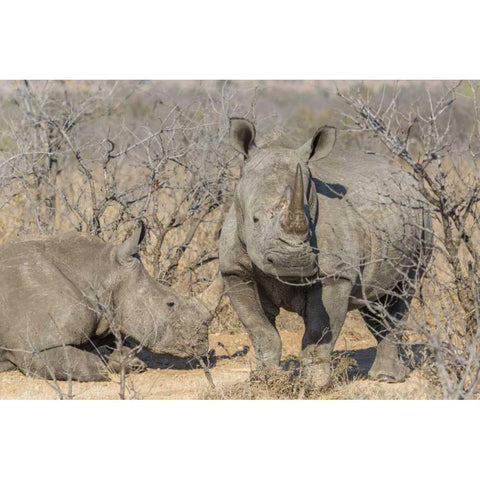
[219,118,432,385]
[0,224,212,381]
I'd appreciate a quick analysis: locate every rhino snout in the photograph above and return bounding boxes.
[263,250,318,278]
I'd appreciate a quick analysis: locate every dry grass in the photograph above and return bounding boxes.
[201,352,358,400]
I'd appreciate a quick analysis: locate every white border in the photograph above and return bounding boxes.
[1,1,479,78]
[1,1,479,477]
[1,400,479,479]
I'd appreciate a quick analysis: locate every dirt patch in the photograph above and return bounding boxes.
[0,313,441,400]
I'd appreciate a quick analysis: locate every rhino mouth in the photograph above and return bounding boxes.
[147,331,210,358]
[261,248,318,279]
[262,263,318,280]
[278,273,318,284]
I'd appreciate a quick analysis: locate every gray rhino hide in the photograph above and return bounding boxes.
[0,227,211,381]
[220,119,432,385]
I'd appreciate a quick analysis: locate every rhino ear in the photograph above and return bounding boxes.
[117,222,146,264]
[297,126,336,163]
[229,118,256,158]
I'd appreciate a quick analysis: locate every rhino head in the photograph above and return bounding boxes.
[110,224,213,358]
[229,118,336,280]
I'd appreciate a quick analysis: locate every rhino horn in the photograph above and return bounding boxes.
[281,164,309,236]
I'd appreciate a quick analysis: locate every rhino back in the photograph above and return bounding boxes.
[0,235,111,351]
[310,152,430,299]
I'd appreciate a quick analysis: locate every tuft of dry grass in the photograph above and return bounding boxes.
[201,351,358,400]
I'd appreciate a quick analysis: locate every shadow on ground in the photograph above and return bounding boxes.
[281,344,430,381]
[107,333,430,382]
[137,345,250,370]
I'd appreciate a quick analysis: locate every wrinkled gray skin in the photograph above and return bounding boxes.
[0,225,211,381]
[219,118,432,385]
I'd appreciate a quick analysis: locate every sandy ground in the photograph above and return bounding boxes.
[0,315,440,400]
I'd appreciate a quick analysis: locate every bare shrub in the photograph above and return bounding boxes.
[338,81,480,399]
[0,81,263,291]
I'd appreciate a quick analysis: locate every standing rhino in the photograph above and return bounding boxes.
[0,224,212,381]
[219,118,432,385]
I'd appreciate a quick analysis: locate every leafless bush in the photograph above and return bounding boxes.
[338,81,480,399]
[0,81,264,294]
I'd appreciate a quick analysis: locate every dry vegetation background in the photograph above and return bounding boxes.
[1,79,479,399]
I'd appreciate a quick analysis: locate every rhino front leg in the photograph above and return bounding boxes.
[12,345,109,382]
[302,280,352,386]
[223,274,282,369]
[107,346,147,374]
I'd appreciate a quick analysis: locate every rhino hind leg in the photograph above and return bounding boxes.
[0,359,16,373]
[0,349,16,372]
[13,345,109,382]
[360,295,411,383]
[367,332,410,383]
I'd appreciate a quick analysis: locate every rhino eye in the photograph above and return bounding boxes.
[253,216,259,223]
[166,301,175,308]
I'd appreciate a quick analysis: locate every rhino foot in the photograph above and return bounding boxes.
[368,336,411,383]
[301,363,331,388]
[249,365,281,381]
[368,360,410,383]
[107,347,147,374]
